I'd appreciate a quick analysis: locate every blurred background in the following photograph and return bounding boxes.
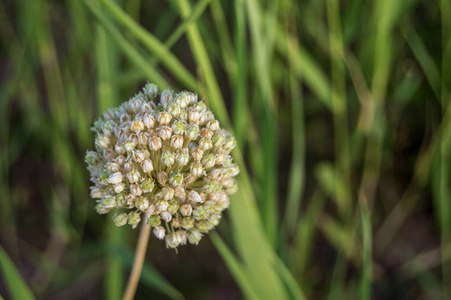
[0,0,450,299]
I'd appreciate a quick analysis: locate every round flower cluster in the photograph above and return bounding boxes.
[85,83,239,248]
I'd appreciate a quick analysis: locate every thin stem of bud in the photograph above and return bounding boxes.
[123,219,151,300]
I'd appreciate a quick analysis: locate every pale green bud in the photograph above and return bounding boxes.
[167,200,179,215]
[196,220,213,232]
[185,124,199,140]
[172,120,185,135]
[128,211,141,228]
[198,137,212,151]
[212,132,225,148]
[169,172,183,186]
[224,135,237,151]
[113,213,128,226]
[102,196,117,208]
[143,82,158,98]
[96,135,110,149]
[168,102,181,117]
[156,199,169,211]
[181,217,194,230]
[208,214,221,226]
[147,215,161,227]
[206,120,220,131]
[176,150,190,166]
[96,203,111,214]
[187,229,202,245]
[160,89,173,107]
[201,154,215,170]
[161,187,174,201]
[193,206,208,220]
[141,179,155,193]
[123,141,136,153]
[161,151,175,166]
[85,151,100,165]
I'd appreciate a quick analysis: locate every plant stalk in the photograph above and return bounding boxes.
[123,220,151,300]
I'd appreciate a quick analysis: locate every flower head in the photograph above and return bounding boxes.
[86,83,239,248]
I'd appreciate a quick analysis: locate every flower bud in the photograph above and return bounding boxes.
[90,186,104,198]
[108,172,123,185]
[190,161,203,177]
[193,206,208,220]
[141,178,155,193]
[85,151,100,165]
[149,136,162,151]
[207,120,220,131]
[201,154,215,170]
[181,217,194,229]
[176,150,190,166]
[168,102,181,117]
[136,196,149,211]
[156,199,169,211]
[160,89,173,107]
[196,220,213,232]
[147,215,161,227]
[157,126,172,140]
[200,128,213,139]
[212,133,225,148]
[113,213,128,226]
[102,196,117,209]
[169,172,183,186]
[146,203,156,217]
[176,230,188,245]
[158,112,172,125]
[208,214,222,226]
[123,141,136,153]
[185,124,199,140]
[165,232,180,249]
[131,183,143,196]
[96,204,111,214]
[143,82,158,98]
[128,211,141,228]
[96,135,110,149]
[114,182,126,194]
[192,148,204,161]
[161,187,174,201]
[131,119,145,132]
[143,114,155,128]
[198,137,212,151]
[170,135,184,149]
[172,120,185,135]
[157,171,168,186]
[141,159,154,173]
[126,194,135,208]
[161,150,175,166]
[187,229,202,245]
[174,186,186,199]
[224,135,237,151]
[209,169,223,182]
[160,211,173,223]
[132,150,146,163]
[180,204,193,216]
[126,169,141,183]
[188,190,203,203]
[154,226,166,239]
[189,110,201,124]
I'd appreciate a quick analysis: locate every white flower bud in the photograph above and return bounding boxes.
[192,148,204,161]
[157,126,172,140]
[190,161,203,177]
[126,169,141,183]
[131,119,145,132]
[161,187,174,201]
[136,196,150,211]
[165,232,180,249]
[141,159,154,173]
[143,114,155,129]
[123,141,136,153]
[113,213,128,226]
[114,182,126,193]
[158,112,172,125]
[189,110,201,124]
[207,120,220,131]
[157,172,168,186]
[198,137,212,151]
[170,135,184,149]
[96,135,110,149]
[160,211,172,223]
[154,226,166,239]
[130,183,143,196]
[188,190,202,203]
[114,143,126,155]
[176,150,190,166]
[146,203,156,217]
[174,186,186,199]
[149,136,162,151]
[138,132,149,145]
[160,89,173,107]
[143,82,158,98]
[200,128,213,139]
[108,172,123,185]
[180,204,193,216]
[176,230,187,245]
[90,186,104,198]
[126,194,135,208]
[209,169,223,182]
[132,150,146,163]
[156,199,169,211]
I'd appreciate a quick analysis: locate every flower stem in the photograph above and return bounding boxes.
[123,220,151,300]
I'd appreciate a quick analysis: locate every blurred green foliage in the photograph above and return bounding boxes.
[0,0,450,299]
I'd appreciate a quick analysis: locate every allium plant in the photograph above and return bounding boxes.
[85,83,239,249]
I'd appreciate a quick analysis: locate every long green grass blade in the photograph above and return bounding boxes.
[0,245,35,300]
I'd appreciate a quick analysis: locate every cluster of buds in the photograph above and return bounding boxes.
[86,83,239,248]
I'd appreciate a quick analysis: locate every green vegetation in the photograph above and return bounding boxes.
[0,0,449,298]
